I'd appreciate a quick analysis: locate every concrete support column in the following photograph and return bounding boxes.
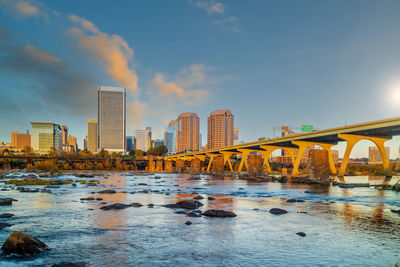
[3,159,11,170]
[176,159,185,173]
[206,154,219,172]
[238,149,253,174]
[338,134,391,177]
[164,160,173,173]
[220,152,234,172]
[247,154,263,176]
[190,158,201,174]
[156,160,163,172]
[308,149,330,184]
[211,156,225,176]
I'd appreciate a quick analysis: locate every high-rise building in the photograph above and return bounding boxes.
[234,127,239,141]
[69,136,78,151]
[331,150,339,163]
[281,126,295,156]
[10,132,31,149]
[126,136,133,151]
[83,136,88,151]
[135,127,152,151]
[369,146,390,163]
[87,119,98,153]
[31,122,62,154]
[98,86,126,154]
[176,112,200,153]
[207,109,234,150]
[60,125,69,145]
[164,120,176,154]
[11,132,18,147]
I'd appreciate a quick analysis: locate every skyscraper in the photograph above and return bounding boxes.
[176,112,200,153]
[11,132,18,147]
[69,136,78,151]
[135,127,152,151]
[98,86,126,154]
[87,119,98,153]
[234,127,239,140]
[31,122,62,154]
[369,146,390,163]
[10,132,31,149]
[164,120,176,154]
[207,109,234,150]
[126,136,133,151]
[60,125,69,145]
[83,136,88,151]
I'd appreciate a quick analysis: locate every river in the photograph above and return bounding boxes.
[0,172,399,266]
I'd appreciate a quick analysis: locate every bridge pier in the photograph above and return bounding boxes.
[156,160,163,172]
[247,154,263,176]
[206,153,219,172]
[211,156,225,176]
[338,134,391,177]
[190,158,201,174]
[164,160,173,173]
[147,156,156,172]
[308,149,331,184]
[3,159,11,170]
[221,152,234,172]
[176,159,185,173]
[238,149,253,174]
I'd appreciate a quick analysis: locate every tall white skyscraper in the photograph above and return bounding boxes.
[135,127,152,151]
[98,86,126,154]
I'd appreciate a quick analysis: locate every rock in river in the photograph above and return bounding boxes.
[0,213,14,218]
[286,198,305,203]
[0,198,14,206]
[296,232,307,237]
[202,209,237,218]
[1,231,50,256]
[187,212,201,217]
[269,208,288,215]
[97,190,116,194]
[185,221,192,225]
[100,203,133,210]
[176,200,203,209]
[193,195,204,200]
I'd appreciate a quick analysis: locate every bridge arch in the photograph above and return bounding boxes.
[337,134,391,177]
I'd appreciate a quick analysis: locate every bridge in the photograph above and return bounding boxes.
[165,117,400,177]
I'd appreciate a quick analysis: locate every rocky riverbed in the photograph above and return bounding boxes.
[0,171,399,266]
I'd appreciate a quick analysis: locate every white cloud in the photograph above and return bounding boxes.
[192,0,225,14]
[68,14,139,96]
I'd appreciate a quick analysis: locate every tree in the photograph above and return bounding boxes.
[23,146,34,157]
[135,150,143,159]
[98,148,109,158]
[147,145,168,156]
[128,150,135,156]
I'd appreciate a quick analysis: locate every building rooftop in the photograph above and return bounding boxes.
[178,112,199,118]
[210,109,233,116]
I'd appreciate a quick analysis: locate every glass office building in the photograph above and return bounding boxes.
[98,86,126,153]
[31,123,62,154]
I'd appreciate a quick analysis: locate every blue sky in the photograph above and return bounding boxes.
[1,0,400,158]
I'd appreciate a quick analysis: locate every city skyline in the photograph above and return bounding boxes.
[2,1,400,158]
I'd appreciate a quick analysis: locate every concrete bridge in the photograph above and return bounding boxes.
[164,117,400,177]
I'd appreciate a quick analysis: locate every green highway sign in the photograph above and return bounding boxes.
[301,125,314,132]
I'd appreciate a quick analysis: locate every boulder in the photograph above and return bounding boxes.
[138,183,148,186]
[132,203,143,207]
[176,200,203,209]
[97,190,116,194]
[296,232,307,237]
[269,208,288,215]
[202,209,237,218]
[51,262,90,267]
[286,199,305,203]
[390,209,399,214]
[187,212,201,217]
[193,195,204,200]
[175,211,187,214]
[100,203,133,210]
[0,198,14,206]
[207,196,216,200]
[185,221,192,225]
[1,231,50,256]
[304,190,315,194]
[0,213,14,218]
[80,197,103,201]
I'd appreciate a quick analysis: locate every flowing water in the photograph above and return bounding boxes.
[0,172,399,266]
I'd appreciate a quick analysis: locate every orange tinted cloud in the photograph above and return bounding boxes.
[151,64,208,105]
[68,15,138,96]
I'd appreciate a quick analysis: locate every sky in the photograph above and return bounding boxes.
[1,0,400,158]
